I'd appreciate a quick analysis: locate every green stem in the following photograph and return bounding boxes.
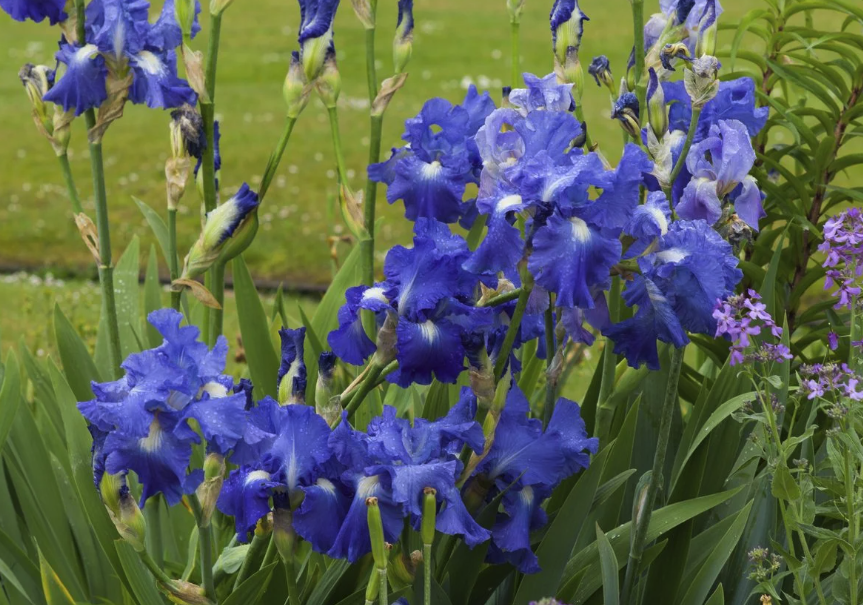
[664,107,702,210]
[631,0,646,115]
[573,104,594,151]
[234,532,270,589]
[345,362,385,419]
[378,569,388,605]
[423,544,432,605]
[326,107,350,187]
[542,295,556,428]
[845,428,858,605]
[478,288,523,308]
[341,361,399,414]
[145,495,164,568]
[620,345,684,604]
[210,262,226,345]
[596,276,622,442]
[189,497,216,602]
[284,558,301,605]
[139,549,173,585]
[362,113,383,285]
[57,153,83,214]
[168,208,181,311]
[259,117,297,202]
[88,138,123,379]
[493,282,532,381]
[261,534,278,569]
[510,20,521,88]
[850,288,859,372]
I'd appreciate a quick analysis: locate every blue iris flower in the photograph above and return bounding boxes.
[471,384,597,573]
[665,78,768,143]
[606,219,742,369]
[42,0,199,116]
[509,73,574,114]
[217,466,281,538]
[327,284,391,365]
[369,87,495,224]
[79,309,253,505]
[677,119,765,229]
[278,327,307,402]
[0,0,65,23]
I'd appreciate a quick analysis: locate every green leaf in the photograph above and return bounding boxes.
[514,448,610,602]
[304,559,353,605]
[181,526,198,581]
[0,556,36,605]
[222,562,278,605]
[306,245,362,406]
[705,584,725,605]
[760,227,786,322]
[233,255,279,400]
[53,304,101,400]
[114,542,166,605]
[596,524,620,605]
[730,9,768,70]
[676,501,753,605]
[114,236,142,358]
[0,351,21,451]
[771,464,802,501]
[559,487,744,602]
[38,549,76,605]
[133,196,174,270]
[421,380,451,421]
[144,245,163,348]
[0,526,42,603]
[298,304,324,407]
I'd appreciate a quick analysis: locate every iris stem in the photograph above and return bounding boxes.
[596,276,621,443]
[234,532,270,589]
[145,495,164,568]
[139,549,173,585]
[477,288,523,308]
[378,569,388,605]
[850,287,859,372]
[573,105,594,151]
[57,153,83,214]
[663,107,701,213]
[423,544,432,605]
[284,557,301,605]
[326,107,350,189]
[341,361,399,417]
[210,262,226,344]
[493,281,532,382]
[259,117,297,202]
[542,294,556,428]
[631,0,646,116]
[200,11,224,345]
[189,496,216,602]
[362,14,383,337]
[510,20,521,88]
[620,345,684,604]
[168,208,181,311]
[88,137,123,379]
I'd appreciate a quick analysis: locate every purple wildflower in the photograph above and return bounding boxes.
[819,209,863,310]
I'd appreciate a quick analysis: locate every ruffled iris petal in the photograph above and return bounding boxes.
[293,478,350,554]
[129,50,197,109]
[217,466,279,540]
[262,405,332,493]
[0,0,66,23]
[43,44,108,116]
[386,154,470,223]
[327,474,402,562]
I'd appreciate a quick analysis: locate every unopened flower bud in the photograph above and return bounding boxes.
[560,46,584,103]
[315,351,340,422]
[195,453,225,527]
[209,0,235,16]
[170,104,205,159]
[116,484,148,552]
[273,506,296,563]
[19,63,55,134]
[550,0,589,66]
[314,47,342,109]
[393,0,414,74]
[164,580,213,605]
[182,183,260,279]
[99,471,125,517]
[283,52,311,119]
[612,92,640,138]
[351,0,375,29]
[696,0,717,57]
[278,327,307,405]
[684,55,721,108]
[587,55,613,92]
[507,0,526,23]
[646,68,667,139]
[660,42,691,71]
[373,312,399,366]
[421,488,437,546]
[175,0,198,38]
[366,497,388,571]
[298,1,337,82]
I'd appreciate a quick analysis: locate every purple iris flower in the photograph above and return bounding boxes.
[369,87,495,223]
[79,309,256,505]
[665,78,768,143]
[0,0,65,23]
[677,119,765,229]
[605,219,742,369]
[43,0,199,115]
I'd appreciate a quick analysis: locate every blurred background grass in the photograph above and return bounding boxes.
[0,0,757,395]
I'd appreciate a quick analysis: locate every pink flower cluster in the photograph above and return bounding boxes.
[799,363,863,402]
[713,290,791,366]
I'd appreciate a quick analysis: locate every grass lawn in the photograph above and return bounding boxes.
[0,0,756,288]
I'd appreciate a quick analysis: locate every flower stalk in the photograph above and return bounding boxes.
[596,276,622,442]
[620,345,684,603]
[58,153,83,214]
[189,495,216,602]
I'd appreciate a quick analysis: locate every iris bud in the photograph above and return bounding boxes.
[273,506,296,563]
[283,51,311,119]
[209,0,235,16]
[316,352,341,424]
[19,63,54,134]
[301,36,333,84]
[646,68,667,140]
[351,0,375,29]
[195,453,225,527]
[116,485,148,552]
[660,42,691,71]
[587,55,614,93]
[507,0,526,22]
[393,0,414,74]
[314,47,342,109]
[175,0,197,38]
[421,488,437,546]
[181,184,260,279]
[551,0,589,66]
[612,92,641,139]
[684,55,721,109]
[366,497,388,572]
